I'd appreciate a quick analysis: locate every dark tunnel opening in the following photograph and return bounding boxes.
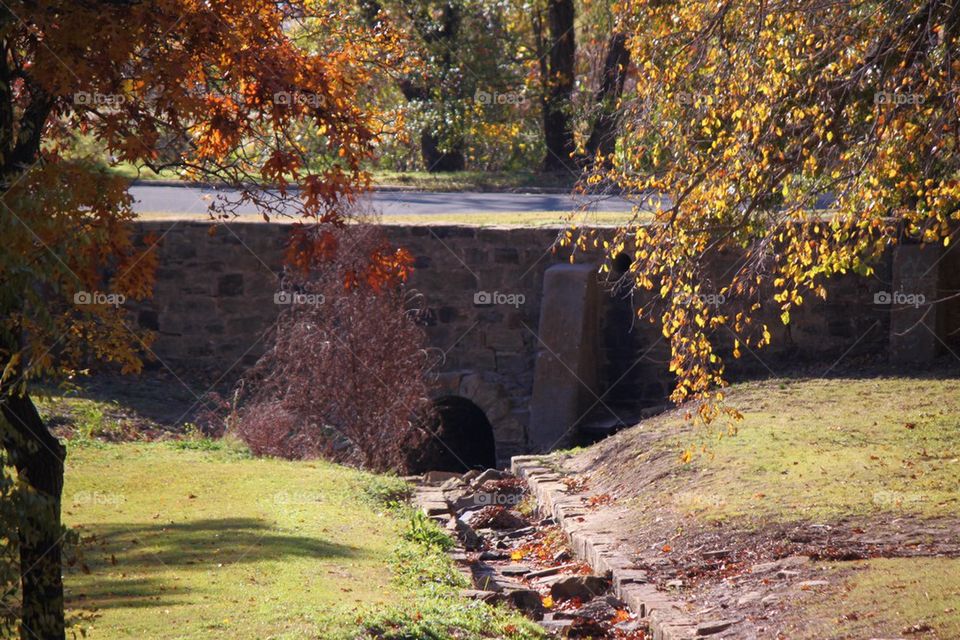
[410,395,497,472]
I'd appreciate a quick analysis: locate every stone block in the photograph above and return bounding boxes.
[435,372,464,396]
[463,247,487,264]
[217,273,245,296]
[138,309,159,331]
[493,247,520,264]
[527,264,600,451]
[428,226,477,239]
[492,416,525,443]
[482,327,525,351]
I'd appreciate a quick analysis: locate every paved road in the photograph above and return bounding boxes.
[130,184,634,216]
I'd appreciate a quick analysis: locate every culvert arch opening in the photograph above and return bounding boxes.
[411,395,497,472]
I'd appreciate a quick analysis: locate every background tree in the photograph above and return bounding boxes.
[0,1,400,637]
[583,31,630,163]
[577,0,960,419]
[354,0,632,176]
[529,0,632,172]
[360,0,537,172]
[539,0,578,171]
[367,0,468,171]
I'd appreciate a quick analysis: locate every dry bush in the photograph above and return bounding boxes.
[231,225,434,472]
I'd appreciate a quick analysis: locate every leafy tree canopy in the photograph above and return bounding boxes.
[577,0,960,419]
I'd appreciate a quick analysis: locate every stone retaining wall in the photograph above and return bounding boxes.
[130,220,947,461]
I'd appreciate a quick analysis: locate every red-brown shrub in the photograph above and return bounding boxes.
[231,225,434,472]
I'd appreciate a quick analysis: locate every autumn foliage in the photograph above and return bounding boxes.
[573,0,960,419]
[1,1,405,637]
[2,0,406,388]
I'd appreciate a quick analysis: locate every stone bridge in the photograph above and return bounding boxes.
[132,220,955,467]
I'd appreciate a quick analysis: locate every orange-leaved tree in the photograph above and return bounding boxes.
[574,0,960,424]
[0,1,404,637]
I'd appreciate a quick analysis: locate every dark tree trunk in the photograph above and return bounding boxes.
[370,0,466,173]
[1,393,66,640]
[584,33,630,163]
[420,131,465,172]
[542,0,576,172]
[0,38,64,638]
[420,1,464,173]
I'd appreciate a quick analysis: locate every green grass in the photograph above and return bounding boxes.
[577,376,960,638]
[785,558,960,639]
[109,163,183,182]
[624,377,960,522]
[370,170,576,192]
[378,210,638,227]
[35,395,137,444]
[96,155,578,193]
[61,441,542,639]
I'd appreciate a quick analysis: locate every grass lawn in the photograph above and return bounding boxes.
[60,438,542,639]
[109,163,183,182]
[102,159,579,193]
[134,210,640,227]
[571,375,960,639]
[681,377,960,521]
[370,170,577,192]
[586,377,960,522]
[109,163,578,192]
[788,557,960,639]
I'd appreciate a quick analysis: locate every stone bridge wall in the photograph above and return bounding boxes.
[131,220,946,464]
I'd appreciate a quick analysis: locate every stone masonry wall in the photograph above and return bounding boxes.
[131,220,938,462]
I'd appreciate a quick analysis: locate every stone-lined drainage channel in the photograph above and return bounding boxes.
[411,456,720,640]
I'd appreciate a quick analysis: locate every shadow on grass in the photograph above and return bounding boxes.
[38,370,233,431]
[66,517,362,611]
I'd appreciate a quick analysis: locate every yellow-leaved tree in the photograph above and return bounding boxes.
[573,0,959,420]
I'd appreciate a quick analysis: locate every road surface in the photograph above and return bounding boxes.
[129,184,634,216]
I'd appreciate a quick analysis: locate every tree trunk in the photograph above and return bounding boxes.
[420,131,465,172]
[0,17,64,639]
[584,33,630,163]
[542,0,576,172]
[1,393,66,640]
[376,0,466,173]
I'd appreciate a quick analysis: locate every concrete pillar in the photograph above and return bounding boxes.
[527,264,600,451]
[889,243,940,364]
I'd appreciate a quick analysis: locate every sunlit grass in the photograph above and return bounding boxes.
[580,376,960,522]
[63,443,403,638]
[636,377,960,521]
[786,558,960,639]
[578,376,960,637]
[370,169,576,192]
[106,161,578,193]
[58,436,543,639]
[134,209,644,227]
